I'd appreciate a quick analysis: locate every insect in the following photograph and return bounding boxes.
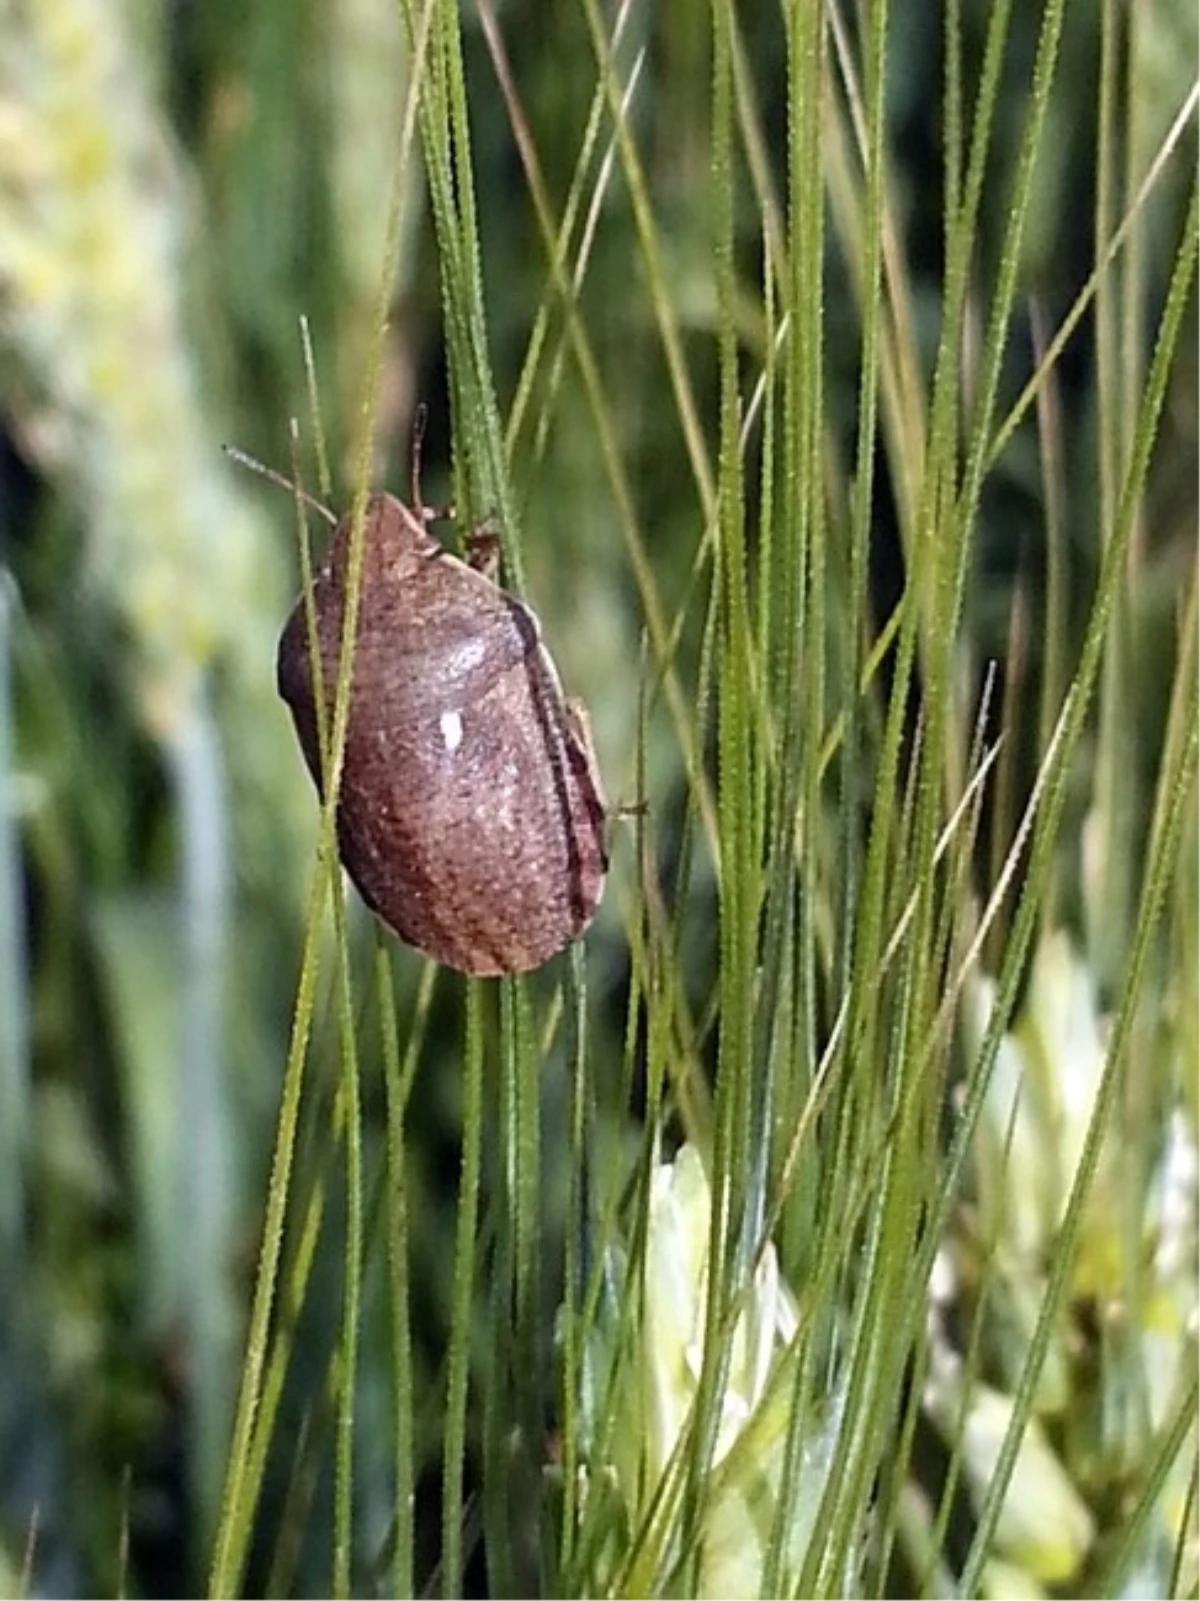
[272,427,608,975]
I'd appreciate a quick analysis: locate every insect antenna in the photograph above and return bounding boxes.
[223,444,338,527]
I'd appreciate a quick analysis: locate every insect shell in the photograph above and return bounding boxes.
[276,493,609,975]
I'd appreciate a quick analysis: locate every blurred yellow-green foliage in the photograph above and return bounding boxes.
[0,0,1195,1595]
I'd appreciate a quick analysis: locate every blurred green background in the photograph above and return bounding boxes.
[0,0,1195,1595]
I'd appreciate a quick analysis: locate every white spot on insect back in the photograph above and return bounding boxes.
[440,710,464,754]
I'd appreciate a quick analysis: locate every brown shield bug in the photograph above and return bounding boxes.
[272,431,608,975]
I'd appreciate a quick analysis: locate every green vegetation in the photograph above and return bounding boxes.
[0,0,1195,1595]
